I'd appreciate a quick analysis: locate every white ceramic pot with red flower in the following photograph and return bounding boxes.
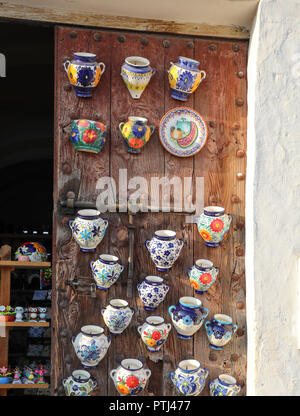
[70,119,108,153]
[187,259,219,294]
[110,358,151,396]
[196,206,233,247]
[137,316,172,352]
[119,116,155,154]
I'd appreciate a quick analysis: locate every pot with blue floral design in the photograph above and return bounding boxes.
[63,52,105,98]
[168,296,209,340]
[121,56,156,99]
[197,206,233,247]
[209,374,241,396]
[145,230,184,272]
[137,316,172,352]
[119,116,155,153]
[101,299,134,335]
[110,358,151,396]
[137,276,169,311]
[170,359,209,396]
[205,314,238,350]
[90,254,124,290]
[63,369,97,396]
[69,209,108,253]
[168,57,206,101]
[187,259,219,294]
[70,119,107,153]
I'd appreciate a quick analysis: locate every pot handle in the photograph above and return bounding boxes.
[97,62,106,74]
[109,369,117,381]
[92,378,98,389]
[227,214,234,224]
[62,378,67,387]
[63,60,71,74]
[68,218,74,230]
[200,70,206,80]
[151,68,156,77]
[70,335,76,345]
[136,282,141,290]
[119,122,125,134]
[169,371,175,383]
[168,62,174,73]
[107,335,112,346]
[235,384,242,394]
[178,238,184,249]
[204,320,211,330]
[166,323,172,332]
[214,266,220,274]
[137,325,143,335]
[168,305,176,317]
[186,267,192,276]
[232,324,238,334]
[202,367,209,378]
[130,307,135,315]
[202,307,209,319]
[149,125,155,136]
[90,260,95,269]
[100,307,106,316]
[208,380,212,389]
[164,283,170,294]
[144,239,151,251]
[145,369,151,380]
[103,218,109,229]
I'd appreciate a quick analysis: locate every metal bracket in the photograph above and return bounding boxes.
[65,276,96,298]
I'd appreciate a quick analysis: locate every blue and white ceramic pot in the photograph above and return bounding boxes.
[197,206,233,247]
[63,370,97,396]
[168,296,209,340]
[121,56,156,99]
[71,325,111,369]
[90,254,124,290]
[137,276,170,311]
[101,299,134,335]
[205,314,238,350]
[170,359,209,396]
[137,316,172,352]
[145,230,184,272]
[69,209,108,253]
[209,374,241,396]
[187,259,219,294]
[110,358,151,396]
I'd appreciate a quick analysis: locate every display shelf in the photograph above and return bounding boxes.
[0,322,50,327]
[0,261,51,269]
[0,383,49,389]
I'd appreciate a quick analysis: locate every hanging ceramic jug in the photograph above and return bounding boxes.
[137,316,172,352]
[168,296,209,340]
[119,116,155,153]
[70,119,107,153]
[187,259,219,294]
[69,209,108,252]
[90,254,124,290]
[110,358,151,396]
[170,359,209,396]
[137,276,169,311]
[196,206,233,247]
[121,56,156,99]
[63,52,105,97]
[63,370,97,396]
[209,374,241,396]
[71,325,111,368]
[101,299,134,335]
[205,314,238,350]
[145,230,184,272]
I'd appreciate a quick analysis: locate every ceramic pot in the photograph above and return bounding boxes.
[0,376,10,384]
[121,56,156,99]
[209,374,241,396]
[137,276,169,311]
[187,259,219,294]
[70,119,107,153]
[15,242,48,262]
[137,316,172,352]
[110,358,151,396]
[101,299,134,335]
[205,314,238,350]
[119,116,155,154]
[170,359,209,396]
[90,254,124,290]
[63,52,105,97]
[168,57,206,101]
[63,370,97,396]
[168,296,209,340]
[145,230,184,272]
[69,209,108,253]
[71,325,111,368]
[197,206,233,247]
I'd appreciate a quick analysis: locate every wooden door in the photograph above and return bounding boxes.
[52,26,247,396]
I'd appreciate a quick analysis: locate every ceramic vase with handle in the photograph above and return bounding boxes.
[90,254,124,290]
[121,56,156,99]
[170,359,209,396]
[63,370,97,396]
[205,314,238,350]
[137,276,169,311]
[137,316,172,352]
[119,116,155,153]
[101,299,134,335]
[197,206,233,247]
[209,374,241,396]
[187,259,219,294]
[110,358,151,396]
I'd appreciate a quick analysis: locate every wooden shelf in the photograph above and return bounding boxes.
[0,261,51,269]
[0,322,50,327]
[0,383,49,389]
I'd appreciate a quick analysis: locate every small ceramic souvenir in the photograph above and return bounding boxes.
[22,366,35,384]
[137,316,172,352]
[137,276,169,311]
[71,325,111,368]
[209,374,241,396]
[159,107,207,157]
[121,56,156,99]
[90,254,124,290]
[35,365,47,383]
[12,367,22,384]
[110,358,151,396]
[145,230,184,272]
[63,52,105,97]
[169,296,209,340]
[205,314,238,350]
[69,209,108,252]
[170,359,209,396]
[38,307,47,322]
[0,367,12,384]
[168,57,206,101]
[197,206,233,247]
[70,119,108,153]
[28,307,38,322]
[187,259,219,294]
[15,242,48,262]
[63,370,98,396]
[119,116,155,153]
[15,306,24,322]
[101,299,134,335]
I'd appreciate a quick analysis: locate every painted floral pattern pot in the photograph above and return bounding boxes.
[70,119,107,153]
[63,370,97,396]
[90,254,124,290]
[69,209,108,252]
[137,316,172,352]
[170,359,209,396]
[71,325,111,368]
[205,314,238,350]
[168,57,206,101]
[121,56,156,99]
[101,299,134,335]
[197,206,233,247]
[187,259,219,294]
[169,296,209,340]
[110,358,151,396]
[15,242,48,262]
[63,52,105,97]
[209,374,241,396]
[137,276,169,311]
[145,230,184,272]
[119,116,155,153]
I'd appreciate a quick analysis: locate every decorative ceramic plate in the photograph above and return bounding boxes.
[159,107,207,157]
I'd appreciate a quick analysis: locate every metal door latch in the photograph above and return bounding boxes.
[65,276,96,297]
